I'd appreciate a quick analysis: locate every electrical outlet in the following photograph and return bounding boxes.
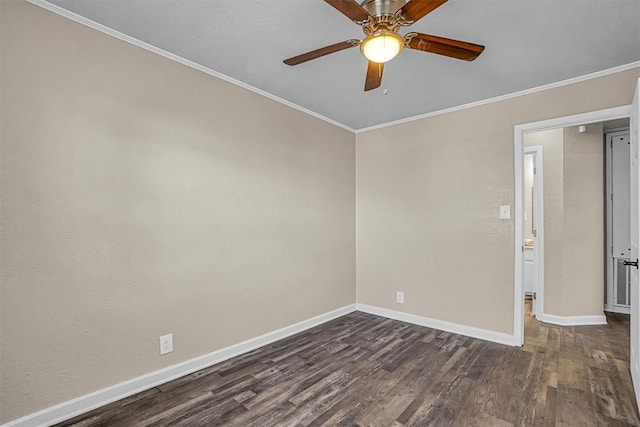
[396,291,404,304]
[160,333,173,355]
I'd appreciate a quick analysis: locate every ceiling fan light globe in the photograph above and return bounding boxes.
[360,30,403,63]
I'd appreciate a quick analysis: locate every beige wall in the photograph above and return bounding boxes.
[524,126,605,317]
[356,68,639,335]
[560,124,604,316]
[0,1,355,422]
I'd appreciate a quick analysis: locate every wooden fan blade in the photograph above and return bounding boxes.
[405,33,485,61]
[325,0,372,23]
[364,61,384,91]
[398,0,447,24]
[284,40,359,66]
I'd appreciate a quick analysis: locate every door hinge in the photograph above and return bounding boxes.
[533,229,537,237]
[533,292,537,300]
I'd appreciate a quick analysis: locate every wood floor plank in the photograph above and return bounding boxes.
[55,305,639,427]
[405,373,474,427]
[537,385,558,427]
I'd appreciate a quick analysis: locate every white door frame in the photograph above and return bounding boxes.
[513,105,631,347]
[524,145,544,319]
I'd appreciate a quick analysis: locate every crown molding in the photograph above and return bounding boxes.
[355,61,640,133]
[25,0,357,134]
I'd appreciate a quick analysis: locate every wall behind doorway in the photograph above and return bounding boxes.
[561,124,605,318]
[524,124,604,319]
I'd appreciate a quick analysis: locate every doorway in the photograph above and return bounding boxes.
[520,119,633,347]
[513,105,631,347]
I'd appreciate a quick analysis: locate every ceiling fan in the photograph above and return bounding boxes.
[283,0,485,91]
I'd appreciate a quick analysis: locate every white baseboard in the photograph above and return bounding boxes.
[356,303,516,347]
[2,304,357,427]
[604,306,631,315]
[536,312,607,326]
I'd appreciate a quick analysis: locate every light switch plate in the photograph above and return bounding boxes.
[500,205,511,219]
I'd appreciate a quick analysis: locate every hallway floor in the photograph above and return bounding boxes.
[523,299,639,426]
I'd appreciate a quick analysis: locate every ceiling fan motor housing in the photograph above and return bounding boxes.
[360,0,407,17]
[359,0,410,36]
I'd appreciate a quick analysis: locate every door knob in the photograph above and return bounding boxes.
[623,259,639,269]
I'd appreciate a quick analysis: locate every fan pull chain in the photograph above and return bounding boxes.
[382,63,389,95]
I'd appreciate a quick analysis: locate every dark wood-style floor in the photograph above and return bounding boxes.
[57,303,639,426]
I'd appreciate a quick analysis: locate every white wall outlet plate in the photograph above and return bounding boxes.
[160,333,173,355]
[500,205,511,219]
[396,291,405,304]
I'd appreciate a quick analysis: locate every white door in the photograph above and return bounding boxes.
[630,77,640,407]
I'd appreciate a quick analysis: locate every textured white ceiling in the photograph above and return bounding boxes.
[42,0,640,130]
